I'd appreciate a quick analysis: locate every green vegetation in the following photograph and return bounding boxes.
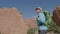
[0,32,1,34]
[49,21,60,33]
[27,27,37,34]
[0,32,4,34]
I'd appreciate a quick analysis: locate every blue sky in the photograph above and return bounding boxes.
[0,0,60,19]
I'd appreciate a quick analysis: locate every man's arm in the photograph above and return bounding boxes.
[36,16,40,26]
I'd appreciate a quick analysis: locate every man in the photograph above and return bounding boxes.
[36,7,48,34]
[53,5,60,26]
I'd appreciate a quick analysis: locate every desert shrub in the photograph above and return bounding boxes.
[27,28,37,34]
[0,32,4,34]
[0,32,1,34]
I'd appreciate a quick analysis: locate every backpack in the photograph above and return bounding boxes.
[43,11,52,27]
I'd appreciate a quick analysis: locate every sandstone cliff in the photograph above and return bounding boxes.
[0,8,28,34]
[25,18,38,34]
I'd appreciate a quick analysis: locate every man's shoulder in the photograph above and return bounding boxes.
[39,12,44,14]
[39,12,45,16]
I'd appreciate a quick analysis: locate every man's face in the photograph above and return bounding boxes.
[57,7,60,16]
[58,10,60,16]
[36,9,41,13]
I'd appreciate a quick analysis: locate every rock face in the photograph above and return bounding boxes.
[25,18,38,34]
[0,8,38,34]
[0,8,28,34]
[52,5,60,26]
[25,18,37,28]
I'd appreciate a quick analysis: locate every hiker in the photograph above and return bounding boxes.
[36,7,48,34]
